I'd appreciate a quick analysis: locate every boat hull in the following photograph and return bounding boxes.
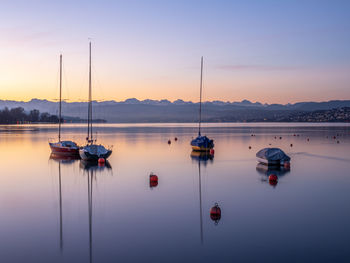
[79,148,112,162]
[191,145,212,152]
[49,143,79,156]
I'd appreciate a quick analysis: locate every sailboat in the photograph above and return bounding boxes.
[49,54,80,156]
[79,42,112,162]
[190,57,214,152]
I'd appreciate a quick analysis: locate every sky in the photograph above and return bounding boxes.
[0,0,349,104]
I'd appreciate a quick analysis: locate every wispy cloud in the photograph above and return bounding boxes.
[0,26,54,46]
[217,64,300,71]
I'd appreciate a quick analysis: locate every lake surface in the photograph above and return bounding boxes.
[0,123,350,263]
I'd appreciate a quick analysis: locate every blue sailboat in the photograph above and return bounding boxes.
[190,57,214,152]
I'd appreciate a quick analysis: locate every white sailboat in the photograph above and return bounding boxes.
[79,42,112,162]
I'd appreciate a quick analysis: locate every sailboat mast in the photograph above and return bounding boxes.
[198,56,203,136]
[87,42,93,143]
[58,54,62,142]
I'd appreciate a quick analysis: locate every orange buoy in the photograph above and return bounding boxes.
[168,140,171,144]
[149,173,158,188]
[98,158,105,164]
[210,149,215,155]
[210,203,221,224]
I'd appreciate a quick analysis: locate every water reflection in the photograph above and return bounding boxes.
[256,163,290,187]
[190,151,214,165]
[190,151,220,245]
[50,153,80,164]
[87,168,93,263]
[49,155,79,253]
[80,160,112,172]
[58,162,63,252]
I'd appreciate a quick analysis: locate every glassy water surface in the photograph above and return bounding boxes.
[0,123,350,263]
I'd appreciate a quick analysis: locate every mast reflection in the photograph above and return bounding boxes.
[49,154,79,253]
[190,151,217,244]
[79,160,112,263]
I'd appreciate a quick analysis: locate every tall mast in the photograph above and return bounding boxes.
[87,42,93,143]
[198,56,203,136]
[58,54,62,142]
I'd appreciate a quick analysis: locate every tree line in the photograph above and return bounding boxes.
[0,107,59,124]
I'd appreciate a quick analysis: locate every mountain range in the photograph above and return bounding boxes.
[1,98,350,122]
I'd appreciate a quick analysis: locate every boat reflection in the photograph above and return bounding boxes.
[190,150,219,245]
[50,153,80,164]
[256,163,290,187]
[84,167,94,263]
[80,160,112,172]
[190,151,214,165]
[49,160,65,253]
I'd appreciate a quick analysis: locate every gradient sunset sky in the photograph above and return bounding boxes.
[0,0,349,104]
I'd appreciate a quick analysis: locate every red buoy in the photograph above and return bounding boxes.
[174,137,178,141]
[210,149,215,155]
[98,158,105,164]
[290,143,293,147]
[210,203,221,224]
[269,174,278,186]
[149,173,158,188]
[248,146,252,149]
[168,140,171,144]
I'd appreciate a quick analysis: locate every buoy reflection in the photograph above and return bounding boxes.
[256,163,290,188]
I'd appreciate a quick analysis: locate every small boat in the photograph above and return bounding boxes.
[256,148,290,166]
[49,54,79,156]
[190,57,214,152]
[79,42,112,162]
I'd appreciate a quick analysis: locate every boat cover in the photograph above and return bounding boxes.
[84,144,109,155]
[191,135,214,149]
[256,148,290,162]
[61,141,78,148]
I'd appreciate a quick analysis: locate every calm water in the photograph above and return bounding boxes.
[0,123,350,263]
